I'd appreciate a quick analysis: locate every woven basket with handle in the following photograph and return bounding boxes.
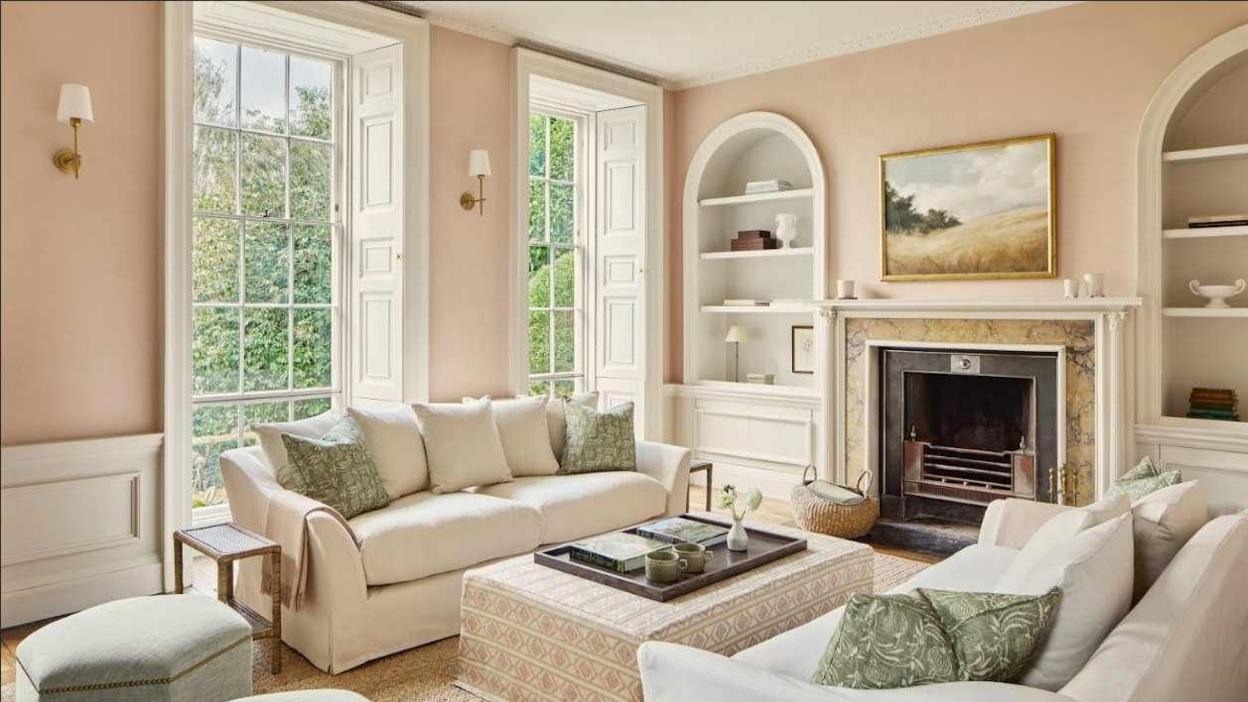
[790,465,879,539]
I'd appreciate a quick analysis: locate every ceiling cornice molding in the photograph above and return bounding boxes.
[669,1,1078,89]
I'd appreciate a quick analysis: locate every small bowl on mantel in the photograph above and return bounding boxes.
[1189,279,1246,308]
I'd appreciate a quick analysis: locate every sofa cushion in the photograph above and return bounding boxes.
[465,396,561,477]
[733,544,1019,681]
[1130,480,1207,602]
[348,405,429,498]
[254,410,342,487]
[478,471,667,544]
[525,392,598,461]
[812,591,958,689]
[412,398,512,494]
[348,491,542,585]
[281,417,390,520]
[560,402,637,475]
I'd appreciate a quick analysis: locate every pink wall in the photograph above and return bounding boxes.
[666,2,1248,382]
[1,2,162,445]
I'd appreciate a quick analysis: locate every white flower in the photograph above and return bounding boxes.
[745,488,763,513]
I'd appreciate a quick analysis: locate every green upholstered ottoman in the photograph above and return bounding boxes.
[15,595,253,701]
[235,692,369,701]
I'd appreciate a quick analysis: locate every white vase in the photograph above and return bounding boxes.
[774,213,798,249]
[727,516,749,552]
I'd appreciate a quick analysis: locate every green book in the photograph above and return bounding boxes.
[634,517,729,546]
[568,533,668,573]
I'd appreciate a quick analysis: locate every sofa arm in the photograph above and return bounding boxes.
[220,446,281,535]
[636,441,691,517]
[638,643,1069,702]
[978,498,1074,549]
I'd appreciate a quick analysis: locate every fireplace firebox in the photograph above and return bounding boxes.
[881,348,1060,525]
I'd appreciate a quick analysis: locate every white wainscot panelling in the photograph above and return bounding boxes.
[1158,445,1248,509]
[1,434,164,627]
[690,396,817,499]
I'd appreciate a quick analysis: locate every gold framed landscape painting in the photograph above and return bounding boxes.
[880,134,1056,281]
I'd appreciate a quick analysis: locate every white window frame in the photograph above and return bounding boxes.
[525,105,589,398]
[163,1,429,588]
[510,50,665,439]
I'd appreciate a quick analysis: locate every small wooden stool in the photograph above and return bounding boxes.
[687,459,714,511]
[174,523,282,673]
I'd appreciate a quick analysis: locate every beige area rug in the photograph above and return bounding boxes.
[2,554,926,702]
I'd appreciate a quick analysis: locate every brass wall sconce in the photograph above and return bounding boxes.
[460,149,491,215]
[52,84,94,179]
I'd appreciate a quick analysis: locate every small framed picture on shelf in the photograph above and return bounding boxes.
[791,325,814,374]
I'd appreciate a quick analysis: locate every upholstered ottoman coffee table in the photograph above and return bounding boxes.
[455,523,872,702]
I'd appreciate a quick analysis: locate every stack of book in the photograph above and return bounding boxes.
[1186,387,1239,421]
[568,533,667,573]
[744,178,792,194]
[1187,214,1248,229]
[730,229,779,251]
[635,517,729,545]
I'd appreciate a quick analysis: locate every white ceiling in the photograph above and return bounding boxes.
[406,1,1076,89]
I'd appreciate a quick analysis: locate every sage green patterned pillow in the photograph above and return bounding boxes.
[1107,467,1181,501]
[919,587,1061,683]
[559,402,636,474]
[812,592,957,689]
[281,417,390,519]
[1118,455,1159,482]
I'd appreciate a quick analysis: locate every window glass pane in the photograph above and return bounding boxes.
[293,397,332,419]
[552,247,575,308]
[244,221,289,304]
[242,400,290,446]
[293,224,332,304]
[240,46,286,133]
[193,127,236,214]
[193,307,239,395]
[193,38,237,127]
[528,245,550,308]
[241,133,287,218]
[552,379,576,400]
[550,183,574,244]
[528,380,549,397]
[191,403,238,508]
[193,217,239,303]
[243,308,289,391]
[293,309,333,389]
[553,311,575,373]
[549,117,574,181]
[528,311,550,375]
[289,56,331,140]
[528,114,546,177]
[290,141,331,221]
[528,180,546,242]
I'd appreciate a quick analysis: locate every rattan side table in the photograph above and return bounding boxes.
[174,522,282,673]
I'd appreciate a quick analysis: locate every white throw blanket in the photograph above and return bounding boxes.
[261,490,357,609]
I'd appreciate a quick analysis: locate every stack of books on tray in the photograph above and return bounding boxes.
[1186,387,1239,421]
[1187,214,1248,229]
[568,533,667,573]
[634,517,729,545]
[744,178,792,194]
[730,229,778,251]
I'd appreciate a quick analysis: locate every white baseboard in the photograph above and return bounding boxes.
[1,559,163,628]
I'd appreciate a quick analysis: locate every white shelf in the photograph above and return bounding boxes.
[699,247,813,260]
[695,380,818,400]
[1163,225,1248,239]
[701,304,815,314]
[1162,307,1248,317]
[698,188,814,207]
[1162,143,1248,163]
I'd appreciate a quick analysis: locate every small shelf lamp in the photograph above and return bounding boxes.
[53,84,94,179]
[725,325,750,382]
[460,149,491,215]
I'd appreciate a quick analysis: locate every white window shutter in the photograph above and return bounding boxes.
[350,44,404,402]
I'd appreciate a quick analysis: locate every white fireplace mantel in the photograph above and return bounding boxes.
[814,297,1142,316]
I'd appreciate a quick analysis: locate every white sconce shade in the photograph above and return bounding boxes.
[468,149,491,177]
[724,325,750,343]
[56,84,94,124]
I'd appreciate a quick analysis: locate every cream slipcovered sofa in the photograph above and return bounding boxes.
[640,499,1248,702]
[220,412,691,673]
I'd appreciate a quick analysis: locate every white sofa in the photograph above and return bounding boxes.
[639,499,1248,702]
[221,438,691,673]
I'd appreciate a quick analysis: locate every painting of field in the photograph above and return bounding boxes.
[881,135,1054,280]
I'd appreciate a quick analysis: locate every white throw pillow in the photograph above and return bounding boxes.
[996,512,1134,691]
[1131,480,1207,602]
[253,411,342,488]
[347,405,429,499]
[523,392,598,461]
[412,398,511,494]
[464,396,560,477]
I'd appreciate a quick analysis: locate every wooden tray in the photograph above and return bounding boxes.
[534,514,807,602]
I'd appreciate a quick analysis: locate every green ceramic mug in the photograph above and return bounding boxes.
[645,549,681,583]
[673,542,715,573]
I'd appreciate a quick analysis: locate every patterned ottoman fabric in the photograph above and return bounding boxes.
[456,525,874,702]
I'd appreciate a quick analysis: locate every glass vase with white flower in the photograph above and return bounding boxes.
[718,484,763,552]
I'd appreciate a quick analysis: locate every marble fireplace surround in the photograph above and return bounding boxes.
[818,298,1141,507]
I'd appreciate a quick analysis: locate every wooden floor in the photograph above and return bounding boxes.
[1,486,938,686]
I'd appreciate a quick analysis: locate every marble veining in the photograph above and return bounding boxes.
[844,318,1097,506]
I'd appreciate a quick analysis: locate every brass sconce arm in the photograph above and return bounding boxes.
[53,117,84,179]
[460,175,486,216]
